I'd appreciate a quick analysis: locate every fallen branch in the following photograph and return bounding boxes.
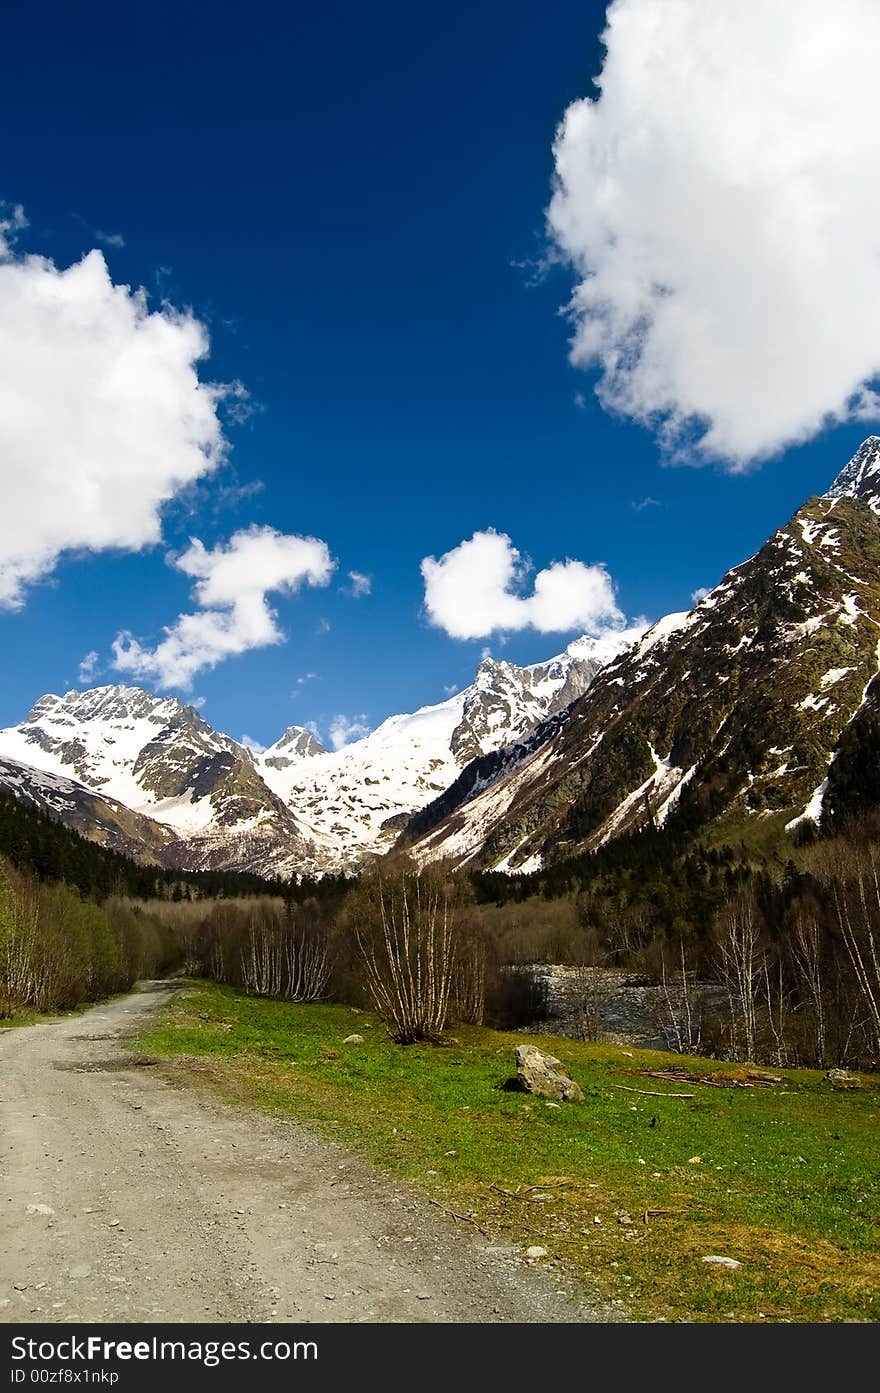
[643,1208,687,1224]
[632,1068,780,1090]
[426,1196,490,1238]
[613,1084,695,1098]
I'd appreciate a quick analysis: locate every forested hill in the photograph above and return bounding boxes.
[0,791,289,902]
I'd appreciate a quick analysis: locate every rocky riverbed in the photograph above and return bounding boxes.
[518,965,729,1051]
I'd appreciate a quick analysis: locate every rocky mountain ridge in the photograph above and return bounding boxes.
[398,438,880,873]
[0,630,634,876]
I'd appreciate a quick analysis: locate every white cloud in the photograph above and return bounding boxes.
[112,525,334,688]
[443,683,459,696]
[240,734,266,754]
[290,672,318,698]
[421,529,624,640]
[691,586,711,605]
[345,570,372,598]
[0,202,27,258]
[632,496,660,513]
[0,211,232,607]
[548,0,880,467]
[95,230,126,249]
[78,650,100,684]
[328,714,370,750]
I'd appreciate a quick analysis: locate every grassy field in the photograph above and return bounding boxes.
[137,981,879,1323]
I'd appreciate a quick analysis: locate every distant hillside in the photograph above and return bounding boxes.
[0,790,288,902]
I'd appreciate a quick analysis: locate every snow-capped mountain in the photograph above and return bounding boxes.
[0,686,317,875]
[825,434,880,512]
[251,630,638,871]
[261,726,328,770]
[399,438,880,873]
[0,630,635,876]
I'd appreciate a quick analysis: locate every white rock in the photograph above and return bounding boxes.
[525,1246,548,1260]
[702,1255,742,1269]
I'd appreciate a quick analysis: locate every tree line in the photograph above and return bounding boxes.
[2,784,879,1068]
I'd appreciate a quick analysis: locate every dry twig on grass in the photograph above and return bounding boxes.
[613,1084,695,1098]
[425,1196,490,1238]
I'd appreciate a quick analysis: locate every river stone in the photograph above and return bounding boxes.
[824,1068,861,1089]
[514,1045,584,1102]
[342,1033,365,1045]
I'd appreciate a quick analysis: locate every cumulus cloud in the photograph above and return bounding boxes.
[548,0,880,466]
[77,650,100,684]
[0,211,232,607]
[691,586,712,605]
[328,714,370,750]
[421,529,624,640]
[240,734,266,754]
[112,525,334,688]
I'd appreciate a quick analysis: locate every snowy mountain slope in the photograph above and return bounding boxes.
[400,438,880,873]
[0,686,318,876]
[0,755,186,863]
[255,631,641,871]
[0,631,636,877]
[261,726,327,769]
[825,434,880,513]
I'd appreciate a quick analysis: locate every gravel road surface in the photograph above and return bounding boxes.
[0,983,607,1323]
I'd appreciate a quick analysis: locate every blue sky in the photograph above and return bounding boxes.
[2,0,877,749]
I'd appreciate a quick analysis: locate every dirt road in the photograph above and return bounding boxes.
[0,984,605,1323]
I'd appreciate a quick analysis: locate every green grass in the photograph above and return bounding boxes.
[137,982,880,1323]
[0,1004,81,1029]
[0,993,123,1029]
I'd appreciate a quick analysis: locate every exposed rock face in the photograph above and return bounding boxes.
[513,1044,585,1102]
[252,632,636,873]
[261,726,328,770]
[0,756,185,863]
[0,686,318,877]
[400,439,880,873]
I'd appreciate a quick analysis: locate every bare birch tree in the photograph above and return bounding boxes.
[353,865,460,1043]
[714,888,763,1061]
[791,907,827,1068]
[832,853,880,1063]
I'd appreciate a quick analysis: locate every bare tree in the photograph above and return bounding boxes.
[714,888,764,1062]
[241,901,331,1003]
[832,853,880,1063]
[791,908,827,1068]
[453,925,487,1025]
[353,865,459,1043]
[660,938,703,1054]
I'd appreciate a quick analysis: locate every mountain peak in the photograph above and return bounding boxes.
[825,436,880,512]
[24,684,188,727]
[260,724,328,769]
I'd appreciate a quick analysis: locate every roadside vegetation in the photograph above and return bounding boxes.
[4,789,879,1320]
[138,980,879,1323]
